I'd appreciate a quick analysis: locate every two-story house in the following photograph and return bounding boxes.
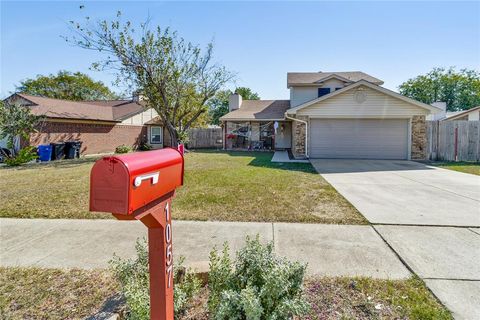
[220,71,440,160]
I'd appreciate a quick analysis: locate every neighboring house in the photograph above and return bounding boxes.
[443,106,480,121]
[220,71,441,160]
[4,93,171,155]
[426,103,480,121]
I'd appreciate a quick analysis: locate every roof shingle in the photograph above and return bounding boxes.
[220,100,290,121]
[13,93,145,122]
[287,71,383,87]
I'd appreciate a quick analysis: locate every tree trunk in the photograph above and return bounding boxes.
[169,129,178,148]
[8,135,17,157]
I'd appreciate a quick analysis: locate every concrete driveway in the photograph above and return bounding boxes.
[311,159,480,319]
[310,159,480,227]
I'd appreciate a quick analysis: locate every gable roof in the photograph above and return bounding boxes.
[287,71,384,87]
[9,93,146,122]
[286,80,442,115]
[220,100,290,121]
[443,106,480,121]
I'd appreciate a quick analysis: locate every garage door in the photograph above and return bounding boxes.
[310,119,409,159]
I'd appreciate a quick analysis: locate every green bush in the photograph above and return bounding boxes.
[138,142,152,151]
[177,131,190,145]
[115,144,132,154]
[208,235,310,320]
[4,146,38,166]
[110,238,201,320]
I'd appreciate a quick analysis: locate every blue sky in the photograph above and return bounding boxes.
[1,1,479,99]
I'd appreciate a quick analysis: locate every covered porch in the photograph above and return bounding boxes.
[223,120,292,151]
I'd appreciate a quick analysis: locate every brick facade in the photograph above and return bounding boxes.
[411,115,427,160]
[30,121,147,155]
[292,116,307,159]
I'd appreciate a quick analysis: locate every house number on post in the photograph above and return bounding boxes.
[165,202,173,288]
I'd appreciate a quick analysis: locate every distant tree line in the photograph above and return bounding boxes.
[399,67,480,111]
[17,70,119,101]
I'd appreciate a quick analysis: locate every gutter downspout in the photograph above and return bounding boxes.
[285,114,308,158]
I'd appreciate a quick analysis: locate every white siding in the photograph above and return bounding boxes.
[298,86,429,118]
[468,110,479,121]
[320,79,346,91]
[122,108,159,125]
[290,87,318,107]
[290,79,348,108]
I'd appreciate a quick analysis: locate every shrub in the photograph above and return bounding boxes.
[110,238,201,320]
[177,131,190,145]
[208,235,310,320]
[115,144,132,154]
[4,146,38,166]
[138,142,152,151]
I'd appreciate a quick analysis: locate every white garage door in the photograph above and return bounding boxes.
[310,119,409,159]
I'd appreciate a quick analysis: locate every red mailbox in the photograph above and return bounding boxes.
[90,148,183,215]
[90,148,184,320]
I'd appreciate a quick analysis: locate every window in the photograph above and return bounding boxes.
[150,126,163,144]
[318,88,330,97]
[335,87,342,91]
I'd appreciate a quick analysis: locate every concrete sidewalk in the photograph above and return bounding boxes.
[375,225,480,319]
[0,218,410,279]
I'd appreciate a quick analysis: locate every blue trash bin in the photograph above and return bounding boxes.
[38,144,52,162]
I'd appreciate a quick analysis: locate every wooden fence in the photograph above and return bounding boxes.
[186,128,223,149]
[426,121,480,161]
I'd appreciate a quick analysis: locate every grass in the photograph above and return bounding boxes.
[0,151,365,224]
[186,277,452,320]
[433,161,480,176]
[303,276,452,320]
[0,267,119,319]
[174,151,365,223]
[0,157,107,219]
[0,267,450,320]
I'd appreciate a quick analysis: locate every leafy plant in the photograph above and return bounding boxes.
[208,235,310,320]
[110,238,201,320]
[4,146,38,166]
[0,100,43,156]
[115,145,132,154]
[16,70,119,101]
[138,142,152,151]
[399,67,480,111]
[67,12,234,147]
[177,131,190,145]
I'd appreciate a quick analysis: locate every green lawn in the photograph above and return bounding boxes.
[304,276,451,320]
[434,161,480,176]
[0,267,119,319]
[0,267,450,320]
[0,151,365,224]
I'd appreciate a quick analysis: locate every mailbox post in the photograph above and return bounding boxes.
[90,148,184,320]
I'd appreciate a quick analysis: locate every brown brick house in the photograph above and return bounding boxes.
[5,93,170,155]
[221,71,442,160]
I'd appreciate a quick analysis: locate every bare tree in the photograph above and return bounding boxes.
[66,12,234,146]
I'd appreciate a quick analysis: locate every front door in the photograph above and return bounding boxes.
[274,122,292,149]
